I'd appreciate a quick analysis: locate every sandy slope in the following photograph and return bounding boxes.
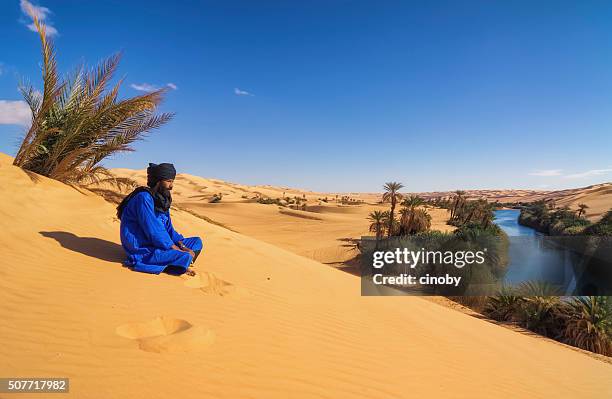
[553,183,612,221]
[1,154,611,398]
[109,167,334,203]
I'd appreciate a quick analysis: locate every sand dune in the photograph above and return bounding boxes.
[109,167,333,203]
[553,183,612,221]
[1,155,611,398]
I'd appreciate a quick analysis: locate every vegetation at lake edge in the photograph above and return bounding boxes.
[368,183,612,357]
[368,195,433,239]
[478,284,612,356]
[365,183,509,295]
[519,200,612,236]
[368,182,466,239]
[368,182,505,244]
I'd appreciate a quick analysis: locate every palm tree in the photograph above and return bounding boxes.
[411,209,431,234]
[480,201,495,229]
[13,11,173,186]
[381,210,398,237]
[382,182,404,237]
[398,207,431,235]
[398,207,411,236]
[398,195,423,235]
[368,211,387,240]
[577,203,589,218]
[450,190,466,220]
[401,195,424,211]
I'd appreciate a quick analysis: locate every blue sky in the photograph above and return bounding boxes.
[1,0,612,192]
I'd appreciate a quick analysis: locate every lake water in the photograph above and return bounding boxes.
[494,209,580,292]
[493,209,539,238]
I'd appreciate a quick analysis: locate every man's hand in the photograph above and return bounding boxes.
[175,242,195,259]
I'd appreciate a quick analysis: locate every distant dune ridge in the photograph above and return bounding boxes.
[415,184,612,221]
[110,167,611,221]
[2,152,611,398]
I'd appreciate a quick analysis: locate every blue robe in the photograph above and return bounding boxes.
[119,191,202,274]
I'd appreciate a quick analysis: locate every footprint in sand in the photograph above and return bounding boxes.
[115,316,215,353]
[183,272,250,298]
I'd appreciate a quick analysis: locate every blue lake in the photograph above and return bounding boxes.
[493,209,579,291]
[493,209,538,237]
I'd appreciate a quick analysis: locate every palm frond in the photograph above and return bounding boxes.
[14,10,65,166]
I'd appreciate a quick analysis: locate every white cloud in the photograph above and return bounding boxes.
[0,100,32,126]
[234,87,253,96]
[130,83,159,92]
[529,167,612,180]
[131,82,177,92]
[20,0,49,19]
[20,0,58,36]
[564,168,612,179]
[528,169,563,177]
[26,22,58,36]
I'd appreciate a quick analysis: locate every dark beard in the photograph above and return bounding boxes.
[153,188,172,213]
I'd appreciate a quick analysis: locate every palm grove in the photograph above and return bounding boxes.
[368,184,500,240]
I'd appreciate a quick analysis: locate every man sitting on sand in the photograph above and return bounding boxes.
[116,162,202,275]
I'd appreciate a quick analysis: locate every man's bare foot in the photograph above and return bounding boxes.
[185,269,196,277]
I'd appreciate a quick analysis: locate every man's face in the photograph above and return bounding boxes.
[159,179,174,193]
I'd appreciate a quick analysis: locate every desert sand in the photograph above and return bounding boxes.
[552,183,612,221]
[2,153,611,398]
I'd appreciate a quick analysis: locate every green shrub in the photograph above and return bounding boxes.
[481,282,612,356]
[484,287,523,322]
[561,225,587,235]
[515,295,565,337]
[491,282,564,338]
[584,210,612,236]
[520,204,596,236]
[561,296,612,356]
[258,197,285,206]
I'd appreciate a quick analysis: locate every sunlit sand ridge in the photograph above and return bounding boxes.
[416,185,612,221]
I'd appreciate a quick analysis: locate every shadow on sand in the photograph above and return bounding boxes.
[38,231,189,275]
[39,231,125,263]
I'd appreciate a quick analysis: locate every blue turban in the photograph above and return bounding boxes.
[147,163,176,188]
